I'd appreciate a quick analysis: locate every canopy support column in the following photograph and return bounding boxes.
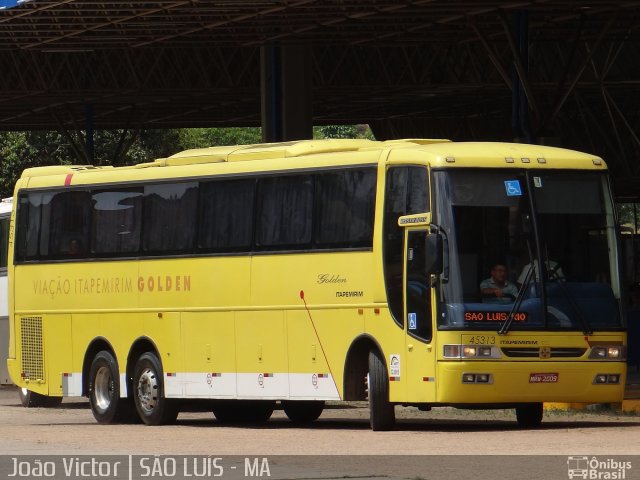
[261,44,312,142]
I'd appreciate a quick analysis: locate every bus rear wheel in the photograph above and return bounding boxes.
[368,349,395,431]
[88,350,134,424]
[282,400,324,423]
[133,352,178,426]
[515,403,544,428]
[18,388,62,408]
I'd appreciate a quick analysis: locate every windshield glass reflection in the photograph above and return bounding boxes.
[433,170,622,331]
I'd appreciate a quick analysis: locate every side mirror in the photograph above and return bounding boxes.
[424,233,443,275]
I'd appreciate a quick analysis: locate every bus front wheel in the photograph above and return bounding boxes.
[133,352,178,426]
[515,403,544,428]
[368,349,395,431]
[282,400,324,423]
[88,350,134,424]
[18,388,62,408]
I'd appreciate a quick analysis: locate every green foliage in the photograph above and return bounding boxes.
[314,124,374,140]
[0,132,40,198]
[618,203,640,234]
[177,127,262,150]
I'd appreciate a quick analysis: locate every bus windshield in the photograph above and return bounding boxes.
[433,169,623,331]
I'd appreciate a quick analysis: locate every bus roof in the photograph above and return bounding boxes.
[17,139,607,187]
[142,138,450,166]
[399,141,606,169]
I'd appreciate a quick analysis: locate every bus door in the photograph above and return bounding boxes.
[403,229,437,403]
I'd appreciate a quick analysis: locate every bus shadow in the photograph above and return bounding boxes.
[394,418,640,432]
[19,415,640,431]
[177,416,640,432]
[6,401,89,410]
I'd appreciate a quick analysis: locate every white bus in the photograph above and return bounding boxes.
[1,197,12,385]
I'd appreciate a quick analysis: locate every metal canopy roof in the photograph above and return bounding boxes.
[1,1,637,50]
[1,1,640,191]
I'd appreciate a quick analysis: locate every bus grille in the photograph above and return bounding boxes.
[20,316,44,382]
[501,347,587,358]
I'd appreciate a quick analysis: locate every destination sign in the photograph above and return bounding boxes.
[464,311,528,322]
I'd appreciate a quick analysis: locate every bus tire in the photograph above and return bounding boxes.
[18,388,62,408]
[243,400,275,422]
[282,400,324,423]
[212,401,241,423]
[515,403,543,428]
[133,352,178,426]
[88,350,134,424]
[368,349,395,431]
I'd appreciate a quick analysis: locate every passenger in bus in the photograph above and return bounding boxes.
[68,238,83,256]
[517,259,564,285]
[480,264,518,304]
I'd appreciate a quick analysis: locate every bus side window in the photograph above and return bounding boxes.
[256,175,313,249]
[92,188,143,255]
[383,166,430,327]
[406,230,432,341]
[49,191,90,258]
[199,179,255,252]
[143,183,196,253]
[315,169,376,248]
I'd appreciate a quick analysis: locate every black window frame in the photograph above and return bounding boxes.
[382,165,431,328]
[13,165,378,264]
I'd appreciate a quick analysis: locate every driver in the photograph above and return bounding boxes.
[480,264,518,304]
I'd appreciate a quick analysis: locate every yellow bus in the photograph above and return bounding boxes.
[6,139,627,430]
[2,197,62,407]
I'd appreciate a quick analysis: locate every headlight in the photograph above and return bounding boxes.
[589,345,626,360]
[593,373,621,384]
[462,373,493,384]
[478,346,493,357]
[463,346,476,357]
[443,345,461,358]
[443,345,501,359]
[607,347,622,358]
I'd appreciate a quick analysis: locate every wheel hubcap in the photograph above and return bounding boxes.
[94,366,113,412]
[136,367,158,414]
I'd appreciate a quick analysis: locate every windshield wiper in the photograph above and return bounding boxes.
[499,262,594,335]
[498,261,534,335]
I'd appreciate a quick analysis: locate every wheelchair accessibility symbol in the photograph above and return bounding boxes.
[408,312,417,330]
[504,180,522,196]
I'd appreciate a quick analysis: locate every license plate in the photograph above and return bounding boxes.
[529,373,558,383]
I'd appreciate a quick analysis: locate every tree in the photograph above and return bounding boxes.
[314,124,374,140]
[177,128,261,150]
[0,132,40,198]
